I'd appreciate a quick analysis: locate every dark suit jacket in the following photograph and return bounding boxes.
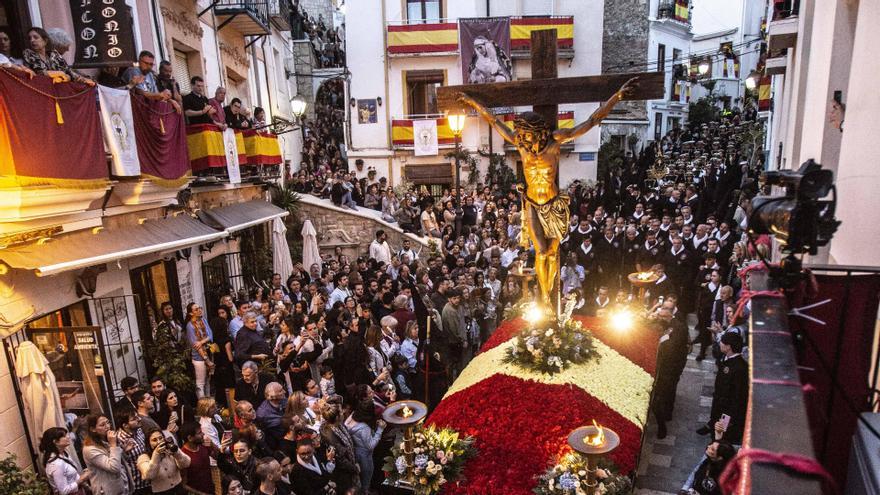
[711,354,749,442]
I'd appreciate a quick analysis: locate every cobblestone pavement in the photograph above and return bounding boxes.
[635,320,717,495]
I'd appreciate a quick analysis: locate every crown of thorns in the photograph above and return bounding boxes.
[513,111,549,132]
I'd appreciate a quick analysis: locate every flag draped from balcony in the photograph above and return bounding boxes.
[387,22,458,55]
[391,118,454,149]
[674,0,690,23]
[510,16,574,51]
[223,128,242,184]
[758,76,772,111]
[98,85,140,177]
[187,124,226,172]
[242,130,283,165]
[412,119,439,156]
[131,96,190,186]
[0,70,106,188]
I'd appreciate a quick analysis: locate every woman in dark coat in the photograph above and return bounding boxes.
[210,304,236,407]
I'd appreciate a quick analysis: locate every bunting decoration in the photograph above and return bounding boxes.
[0,70,107,188]
[428,316,658,495]
[187,124,227,172]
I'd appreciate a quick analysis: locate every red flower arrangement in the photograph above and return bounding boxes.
[428,374,645,495]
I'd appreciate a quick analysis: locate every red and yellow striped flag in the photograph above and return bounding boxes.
[243,130,282,165]
[510,16,574,51]
[387,23,458,55]
[391,117,455,148]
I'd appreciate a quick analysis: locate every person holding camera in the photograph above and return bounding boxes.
[137,429,192,494]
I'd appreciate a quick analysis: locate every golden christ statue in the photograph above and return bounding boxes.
[458,77,638,305]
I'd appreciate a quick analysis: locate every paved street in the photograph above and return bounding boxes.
[636,323,717,495]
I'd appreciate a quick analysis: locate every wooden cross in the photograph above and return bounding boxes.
[437,29,665,131]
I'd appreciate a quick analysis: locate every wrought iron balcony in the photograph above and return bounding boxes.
[268,0,291,31]
[213,0,271,36]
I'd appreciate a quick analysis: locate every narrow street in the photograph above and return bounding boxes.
[636,320,717,494]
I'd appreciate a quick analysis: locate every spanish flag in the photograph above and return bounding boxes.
[243,129,283,165]
[675,0,690,23]
[510,16,574,51]
[387,23,458,55]
[392,117,455,148]
[187,124,226,172]
[758,76,772,111]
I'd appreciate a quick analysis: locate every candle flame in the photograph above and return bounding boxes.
[584,420,605,447]
[636,271,654,281]
[401,405,413,418]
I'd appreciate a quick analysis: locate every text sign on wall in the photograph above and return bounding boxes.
[69,0,137,68]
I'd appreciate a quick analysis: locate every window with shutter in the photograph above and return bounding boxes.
[173,50,192,94]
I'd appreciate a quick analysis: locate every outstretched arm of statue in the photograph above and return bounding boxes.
[554,77,640,144]
[457,93,516,145]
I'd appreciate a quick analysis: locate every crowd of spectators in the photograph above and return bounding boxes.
[291,1,345,69]
[24,25,763,488]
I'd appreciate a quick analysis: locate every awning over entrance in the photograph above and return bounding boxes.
[0,214,225,277]
[197,200,289,233]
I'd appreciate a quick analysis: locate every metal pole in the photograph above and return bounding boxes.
[454,133,461,209]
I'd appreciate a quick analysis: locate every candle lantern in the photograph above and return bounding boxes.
[627,271,659,305]
[567,421,620,495]
[383,400,428,486]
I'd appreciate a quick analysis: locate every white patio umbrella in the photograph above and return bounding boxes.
[272,216,294,283]
[301,219,321,273]
[15,341,79,468]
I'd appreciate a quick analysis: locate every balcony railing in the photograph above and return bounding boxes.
[386,15,574,58]
[186,124,283,183]
[214,0,270,36]
[772,0,800,20]
[268,0,291,31]
[657,0,691,25]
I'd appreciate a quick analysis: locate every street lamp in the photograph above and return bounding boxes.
[447,113,466,209]
[291,95,308,166]
[745,70,761,89]
[698,60,710,76]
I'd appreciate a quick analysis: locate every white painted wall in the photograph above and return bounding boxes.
[828,0,880,265]
[346,0,605,185]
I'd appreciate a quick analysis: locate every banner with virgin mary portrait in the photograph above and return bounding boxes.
[458,17,513,85]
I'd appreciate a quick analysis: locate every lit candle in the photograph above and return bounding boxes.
[584,419,605,447]
[401,405,413,418]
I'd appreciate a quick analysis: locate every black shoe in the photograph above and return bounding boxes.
[657,422,668,439]
[695,353,706,362]
[696,425,711,436]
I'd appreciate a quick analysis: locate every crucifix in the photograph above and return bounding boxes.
[437,29,664,307]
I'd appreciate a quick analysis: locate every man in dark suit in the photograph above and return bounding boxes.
[699,332,749,443]
[651,304,689,439]
[234,361,272,408]
[694,269,722,361]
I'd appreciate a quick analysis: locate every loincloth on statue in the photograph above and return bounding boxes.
[522,193,570,241]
